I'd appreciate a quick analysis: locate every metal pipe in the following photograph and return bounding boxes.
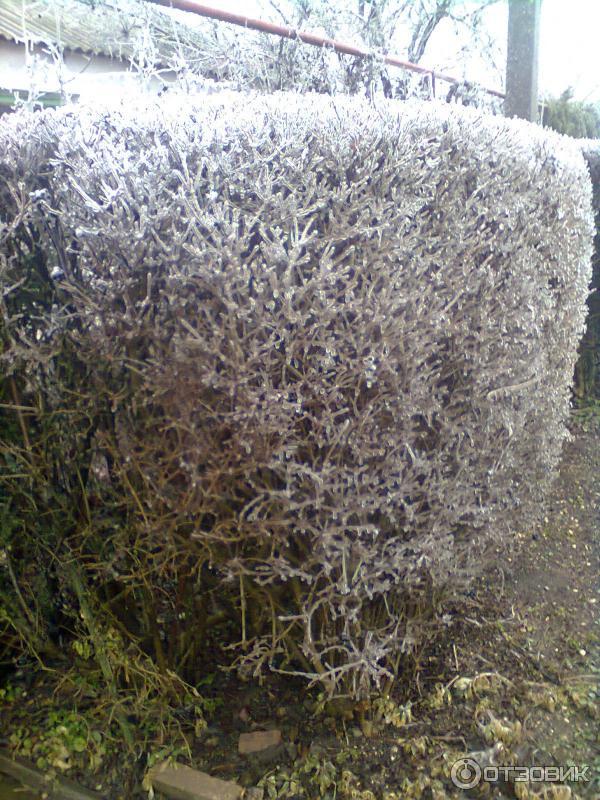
[148,0,506,99]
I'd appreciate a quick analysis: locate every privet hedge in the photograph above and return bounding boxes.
[0,94,594,698]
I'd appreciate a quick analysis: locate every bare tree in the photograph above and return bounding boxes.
[12,0,503,106]
[253,0,504,102]
[266,0,501,64]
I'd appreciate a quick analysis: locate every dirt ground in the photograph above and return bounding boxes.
[0,418,598,800]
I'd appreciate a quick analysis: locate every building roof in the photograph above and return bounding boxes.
[0,0,213,62]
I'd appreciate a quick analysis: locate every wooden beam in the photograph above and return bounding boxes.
[0,749,104,800]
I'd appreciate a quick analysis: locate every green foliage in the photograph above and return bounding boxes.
[542,89,600,139]
[572,399,600,431]
[0,680,24,705]
[9,709,107,773]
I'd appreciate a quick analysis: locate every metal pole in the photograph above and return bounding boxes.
[505,0,542,120]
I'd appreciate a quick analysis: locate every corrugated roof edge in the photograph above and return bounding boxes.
[0,0,211,61]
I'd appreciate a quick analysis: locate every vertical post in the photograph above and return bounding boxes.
[505,0,542,121]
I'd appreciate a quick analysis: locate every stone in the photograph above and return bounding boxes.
[147,762,243,800]
[238,729,282,755]
[243,789,264,800]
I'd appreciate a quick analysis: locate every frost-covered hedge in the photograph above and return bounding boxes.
[0,94,593,697]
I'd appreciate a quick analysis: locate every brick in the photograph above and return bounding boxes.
[147,762,243,800]
[238,729,282,755]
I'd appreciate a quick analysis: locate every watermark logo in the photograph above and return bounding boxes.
[451,758,482,789]
[450,759,590,789]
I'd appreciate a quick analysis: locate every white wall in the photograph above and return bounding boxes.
[0,38,166,100]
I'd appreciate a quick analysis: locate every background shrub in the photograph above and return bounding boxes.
[0,94,594,698]
[542,90,600,140]
[574,140,600,400]
[537,93,600,401]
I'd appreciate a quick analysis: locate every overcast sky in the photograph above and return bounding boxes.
[537,0,600,103]
[170,0,600,104]
[480,0,600,103]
